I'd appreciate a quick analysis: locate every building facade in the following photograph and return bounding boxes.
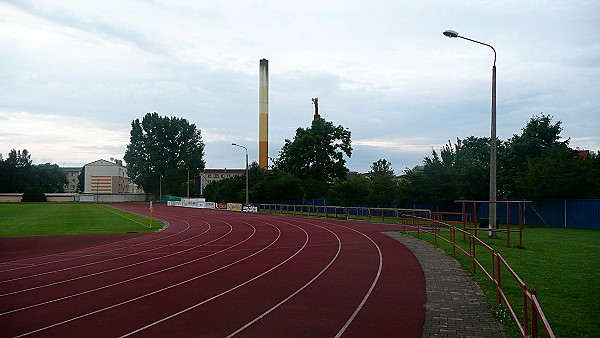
[83,159,142,194]
[199,168,245,193]
[62,167,81,193]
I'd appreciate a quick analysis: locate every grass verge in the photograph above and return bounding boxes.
[0,204,162,237]
[405,226,600,338]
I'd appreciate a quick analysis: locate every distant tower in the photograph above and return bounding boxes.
[259,59,269,170]
[312,97,321,120]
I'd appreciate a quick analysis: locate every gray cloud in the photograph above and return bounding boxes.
[1,0,598,173]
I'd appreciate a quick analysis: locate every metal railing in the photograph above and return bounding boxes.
[258,203,554,338]
[404,215,555,338]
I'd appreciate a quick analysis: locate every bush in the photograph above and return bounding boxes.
[22,186,47,202]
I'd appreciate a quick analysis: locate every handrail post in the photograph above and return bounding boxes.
[471,236,476,274]
[452,226,456,257]
[531,289,538,338]
[496,252,501,305]
[523,286,530,335]
[507,202,511,247]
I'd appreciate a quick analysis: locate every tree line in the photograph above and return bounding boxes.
[203,114,600,207]
[0,149,68,201]
[2,112,597,207]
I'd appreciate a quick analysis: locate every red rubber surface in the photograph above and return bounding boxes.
[0,204,425,337]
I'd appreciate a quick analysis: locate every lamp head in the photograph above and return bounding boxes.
[443,30,459,38]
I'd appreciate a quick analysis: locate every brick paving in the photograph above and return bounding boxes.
[384,231,505,338]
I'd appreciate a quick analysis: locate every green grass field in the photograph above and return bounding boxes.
[0,204,162,237]
[407,226,600,338]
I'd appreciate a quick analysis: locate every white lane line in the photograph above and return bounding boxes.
[0,205,174,271]
[225,218,342,337]
[0,218,180,274]
[118,220,308,337]
[13,221,277,337]
[279,215,384,337]
[322,220,383,338]
[0,220,235,314]
[0,218,213,298]
[0,218,199,285]
[97,205,150,227]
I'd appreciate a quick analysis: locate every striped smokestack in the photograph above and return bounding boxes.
[259,59,269,170]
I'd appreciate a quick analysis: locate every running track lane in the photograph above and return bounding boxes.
[0,204,426,337]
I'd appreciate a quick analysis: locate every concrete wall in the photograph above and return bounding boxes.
[79,193,149,203]
[0,195,22,203]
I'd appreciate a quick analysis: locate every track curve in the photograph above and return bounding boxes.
[0,204,425,337]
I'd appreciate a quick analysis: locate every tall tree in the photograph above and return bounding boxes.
[396,137,492,208]
[124,112,206,195]
[0,150,67,193]
[31,163,67,193]
[368,159,395,178]
[3,149,32,192]
[276,118,352,183]
[252,172,303,203]
[515,146,600,200]
[500,114,569,197]
[328,176,371,207]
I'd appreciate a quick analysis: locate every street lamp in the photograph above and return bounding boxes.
[444,29,498,237]
[159,173,163,204]
[231,143,249,205]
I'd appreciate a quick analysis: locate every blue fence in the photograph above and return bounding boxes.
[460,200,600,230]
[267,198,600,230]
[525,199,600,229]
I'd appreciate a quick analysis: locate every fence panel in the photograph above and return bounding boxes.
[525,199,600,229]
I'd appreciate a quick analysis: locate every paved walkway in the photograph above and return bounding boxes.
[384,231,505,338]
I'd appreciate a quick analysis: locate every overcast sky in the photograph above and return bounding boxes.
[1,0,599,174]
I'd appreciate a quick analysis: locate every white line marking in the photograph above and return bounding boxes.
[0,219,196,285]
[321,220,384,338]
[97,205,149,227]
[1,220,234,314]
[225,219,342,337]
[14,221,281,337]
[0,205,170,270]
[119,221,308,337]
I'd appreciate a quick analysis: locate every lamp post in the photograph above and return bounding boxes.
[231,143,249,205]
[159,173,162,204]
[443,29,497,237]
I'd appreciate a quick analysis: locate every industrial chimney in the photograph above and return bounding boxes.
[259,59,269,170]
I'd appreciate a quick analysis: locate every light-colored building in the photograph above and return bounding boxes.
[62,167,81,193]
[199,168,245,192]
[83,159,142,194]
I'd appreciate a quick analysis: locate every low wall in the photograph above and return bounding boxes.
[79,194,149,203]
[0,195,22,203]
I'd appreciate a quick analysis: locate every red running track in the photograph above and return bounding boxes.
[0,204,425,337]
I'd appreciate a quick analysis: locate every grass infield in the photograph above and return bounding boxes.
[0,204,162,237]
